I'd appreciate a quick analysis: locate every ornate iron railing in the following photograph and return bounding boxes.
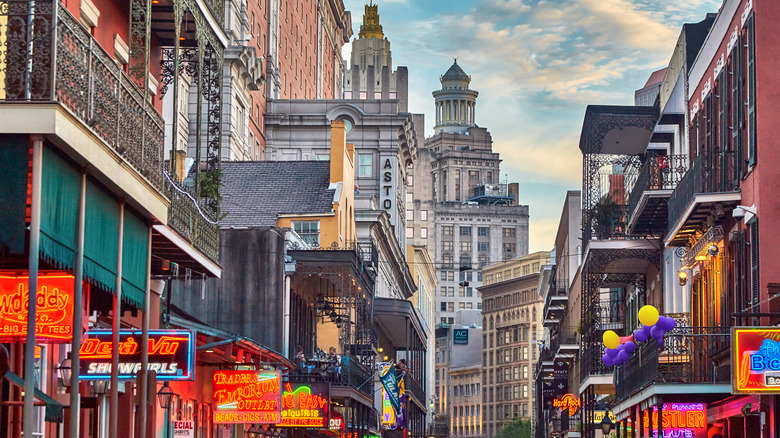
[550,326,578,356]
[627,155,689,216]
[404,373,426,406]
[614,326,731,400]
[668,151,740,226]
[288,354,374,398]
[0,0,164,191]
[164,172,220,262]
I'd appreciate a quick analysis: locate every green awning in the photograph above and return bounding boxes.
[4,371,63,423]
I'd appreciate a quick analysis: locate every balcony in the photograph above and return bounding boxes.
[163,173,221,263]
[403,374,426,409]
[550,326,579,361]
[288,354,374,399]
[543,287,568,326]
[626,155,688,235]
[615,326,731,402]
[666,152,741,246]
[0,1,164,192]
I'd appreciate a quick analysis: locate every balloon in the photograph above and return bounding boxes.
[616,350,630,363]
[650,325,664,340]
[624,341,636,353]
[603,330,620,350]
[619,335,635,343]
[634,327,649,343]
[661,316,677,331]
[638,305,660,326]
[605,347,618,357]
[602,354,614,367]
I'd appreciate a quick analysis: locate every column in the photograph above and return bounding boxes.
[656,399,663,438]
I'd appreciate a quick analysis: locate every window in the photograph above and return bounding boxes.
[746,13,756,167]
[358,154,372,177]
[478,242,489,252]
[466,287,473,297]
[441,302,447,311]
[523,366,528,379]
[406,227,414,239]
[421,210,427,221]
[407,175,413,186]
[503,227,516,238]
[466,302,473,309]
[314,153,329,161]
[459,302,465,310]
[443,226,453,236]
[440,287,448,297]
[406,210,414,221]
[460,226,472,236]
[421,229,427,239]
[460,241,472,252]
[292,221,320,246]
[459,287,465,298]
[442,241,453,251]
[522,347,528,360]
[522,385,528,398]
[504,243,516,254]
[448,287,455,297]
[447,302,454,312]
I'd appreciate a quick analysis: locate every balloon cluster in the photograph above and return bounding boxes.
[600,305,677,368]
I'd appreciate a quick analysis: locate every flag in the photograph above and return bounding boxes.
[378,362,401,415]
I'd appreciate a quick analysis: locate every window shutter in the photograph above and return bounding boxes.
[750,219,760,325]
[731,37,744,179]
[747,14,757,167]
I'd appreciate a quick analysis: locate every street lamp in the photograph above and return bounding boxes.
[245,425,258,437]
[600,414,614,435]
[157,383,177,438]
[57,356,72,388]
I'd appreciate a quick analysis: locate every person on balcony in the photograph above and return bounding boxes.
[395,359,408,377]
[326,346,341,377]
[294,346,306,372]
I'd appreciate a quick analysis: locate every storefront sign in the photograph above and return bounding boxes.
[279,382,330,428]
[79,330,194,380]
[733,327,780,393]
[641,403,706,438]
[552,393,580,416]
[594,411,616,423]
[454,329,469,344]
[0,274,75,342]
[212,370,281,424]
[381,387,396,426]
[173,420,194,437]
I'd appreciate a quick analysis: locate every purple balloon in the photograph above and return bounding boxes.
[624,341,636,353]
[661,316,677,331]
[602,354,614,367]
[657,338,664,347]
[617,350,630,363]
[605,347,618,357]
[634,327,649,343]
[650,325,664,340]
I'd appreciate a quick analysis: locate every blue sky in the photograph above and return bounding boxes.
[341,0,723,252]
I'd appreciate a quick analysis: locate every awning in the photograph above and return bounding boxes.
[4,371,63,423]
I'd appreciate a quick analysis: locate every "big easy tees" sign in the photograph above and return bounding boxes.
[213,370,282,424]
[79,330,195,381]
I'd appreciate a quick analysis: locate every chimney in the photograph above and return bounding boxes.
[508,183,519,205]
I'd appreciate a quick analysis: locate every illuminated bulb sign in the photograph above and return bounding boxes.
[279,382,330,428]
[733,327,780,393]
[0,274,75,342]
[78,330,194,380]
[552,393,580,416]
[212,370,282,424]
[641,403,706,438]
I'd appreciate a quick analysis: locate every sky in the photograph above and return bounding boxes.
[341,0,723,253]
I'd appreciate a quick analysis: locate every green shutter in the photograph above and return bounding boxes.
[84,180,120,293]
[121,209,148,310]
[747,14,757,167]
[40,146,79,270]
[0,136,29,255]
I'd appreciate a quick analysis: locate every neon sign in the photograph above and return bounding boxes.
[279,382,330,428]
[552,393,580,416]
[0,274,74,342]
[78,330,194,381]
[733,327,780,393]
[212,370,281,424]
[641,403,706,438]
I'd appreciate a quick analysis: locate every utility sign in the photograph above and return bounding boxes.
[454,329,469,344]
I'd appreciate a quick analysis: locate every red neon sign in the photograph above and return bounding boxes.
[733,327,780,393]
[212,370,281,424]
[552,393,580,416]
[0,274,74,342]
[641,403,706,438]
[279,382,330,428]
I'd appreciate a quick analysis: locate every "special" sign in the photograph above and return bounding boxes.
[213,370,282,424]
[78,330,195,381]
[0,273,75,342]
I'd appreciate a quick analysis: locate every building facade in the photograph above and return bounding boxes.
[479,252,550,437]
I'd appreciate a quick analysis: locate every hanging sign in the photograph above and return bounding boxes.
[552,393,580,416]
[173,420,194,437]
[78,330,195,381]
[732,327,780,393]
[378,362,401,415]
[453,329,469,344]
[278,382,330,428]
[212,370,282,424]
[0,273,75,342]
[641,403,706,438]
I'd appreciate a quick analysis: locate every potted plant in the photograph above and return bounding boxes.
[587,191,624,239]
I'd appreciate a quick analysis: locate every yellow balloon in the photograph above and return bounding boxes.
[602,330,620,350]
[638,305,660,326]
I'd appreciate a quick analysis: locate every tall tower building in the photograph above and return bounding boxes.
[343,3,409,112]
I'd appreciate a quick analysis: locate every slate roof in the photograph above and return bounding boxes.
[441,61,470,82]
[219,161,335,228]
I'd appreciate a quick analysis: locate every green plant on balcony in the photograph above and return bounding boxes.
[586,191,624,239]
[198,168,223,217]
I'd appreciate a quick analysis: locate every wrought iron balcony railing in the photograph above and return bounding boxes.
[164,172,220,262]
[614,326,731,401]
[404,373,426,406]
[667,151,740,226]
[627,155,688,216]
[550,326,579,356]
[1,0,164,192]
[288,354,374,398]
